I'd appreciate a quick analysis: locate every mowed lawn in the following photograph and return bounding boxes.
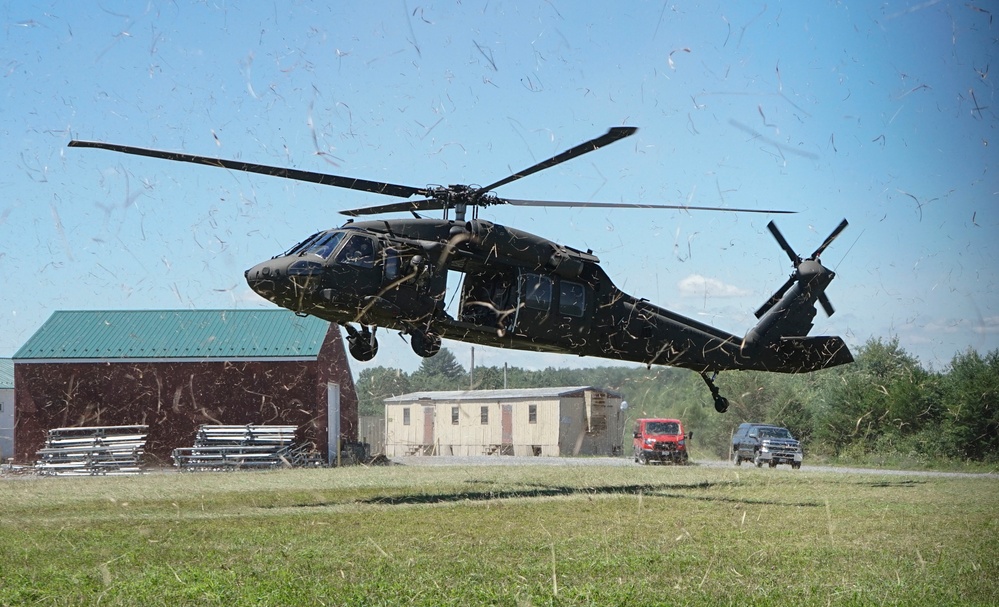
[1,462,996,606]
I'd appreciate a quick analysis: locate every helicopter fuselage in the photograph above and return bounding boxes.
[244,218,851,376]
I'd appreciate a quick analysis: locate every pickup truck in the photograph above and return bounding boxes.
[632,418,691,465]
[731,423,802,469]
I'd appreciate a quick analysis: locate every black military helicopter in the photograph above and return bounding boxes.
[69,126,852,412]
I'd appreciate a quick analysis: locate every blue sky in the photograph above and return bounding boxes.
[1,1,995,375]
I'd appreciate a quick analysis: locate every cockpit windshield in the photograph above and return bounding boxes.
[279,231,323,257]
[303,231,347,259]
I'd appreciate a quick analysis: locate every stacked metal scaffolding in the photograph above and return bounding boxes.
[171,424,319,471]
[34,425,148,476]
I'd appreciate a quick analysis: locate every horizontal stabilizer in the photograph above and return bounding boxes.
[771,336,854,372]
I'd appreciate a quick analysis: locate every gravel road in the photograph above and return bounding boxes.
[391,455,998,479]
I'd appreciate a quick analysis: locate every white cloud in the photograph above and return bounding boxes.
[677,274,750,298]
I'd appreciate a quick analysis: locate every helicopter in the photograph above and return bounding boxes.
[69,126,853,413]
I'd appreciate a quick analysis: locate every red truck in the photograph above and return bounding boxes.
[632,418,691,465]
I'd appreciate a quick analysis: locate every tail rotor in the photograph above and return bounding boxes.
[755,219,848,320]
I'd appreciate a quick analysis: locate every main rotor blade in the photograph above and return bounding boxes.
[477,126,638,194]
[501,198,794,214]
[811,218,849,260]
[341,198,443,217]
[767,221,800,264]
[68,140,426,199]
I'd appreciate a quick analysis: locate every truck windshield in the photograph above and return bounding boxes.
[646,422,679,435]
[759,428,792,439]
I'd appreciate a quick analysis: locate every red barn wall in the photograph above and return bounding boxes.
[14,359,326,464]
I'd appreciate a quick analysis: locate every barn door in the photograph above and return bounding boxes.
[327,383,340,465]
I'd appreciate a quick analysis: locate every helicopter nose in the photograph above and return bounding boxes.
[245,261,277,300]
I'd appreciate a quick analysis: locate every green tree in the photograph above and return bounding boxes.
[410,348,467,390]
[355,366,412,416]
[813,337,932,457]
[469,365,507,390]
[940,348,999,461]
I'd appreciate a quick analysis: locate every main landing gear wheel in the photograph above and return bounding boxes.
[345,325,378,361]
[410,331,441,358]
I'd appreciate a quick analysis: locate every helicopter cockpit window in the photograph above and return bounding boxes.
[383,248,401,280]
[559,280,586,317]
[335,234,376,268]
[521,274,552,311]
[304,231,347,259]
[281,231,324,257]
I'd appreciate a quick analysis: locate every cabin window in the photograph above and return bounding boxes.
[528,404,537,424]
[480,406,489,425]
[403,407,410,426]
[305,231,347,259]
[521,274,552,311]
[451,406,459,425]
[559,280,586,317]
[335,234,376,268]
[383,248,401,280]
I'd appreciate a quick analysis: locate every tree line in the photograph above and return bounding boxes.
[355,338,998,464]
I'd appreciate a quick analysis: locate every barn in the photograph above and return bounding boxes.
[0,358,13,462]
[12,310,358,464]
[383,387,625,458]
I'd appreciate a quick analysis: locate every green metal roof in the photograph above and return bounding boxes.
[0,358,13,389]
[14,310,331,361]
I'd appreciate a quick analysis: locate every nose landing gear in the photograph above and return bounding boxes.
[344,324,378,361]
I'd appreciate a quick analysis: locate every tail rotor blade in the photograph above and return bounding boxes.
[811,218,849,259]
[767,221,800,264]
[818,293,836,317]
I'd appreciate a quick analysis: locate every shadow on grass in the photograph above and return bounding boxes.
[281,480,823,509]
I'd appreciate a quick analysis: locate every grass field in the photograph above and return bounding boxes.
[1,462,997,606]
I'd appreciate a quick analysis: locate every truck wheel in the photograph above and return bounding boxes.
[792,463,801,470]
[754,453,763,467]
[769,461,777,468]
[637,452,647,465]
[734,454,742,466]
